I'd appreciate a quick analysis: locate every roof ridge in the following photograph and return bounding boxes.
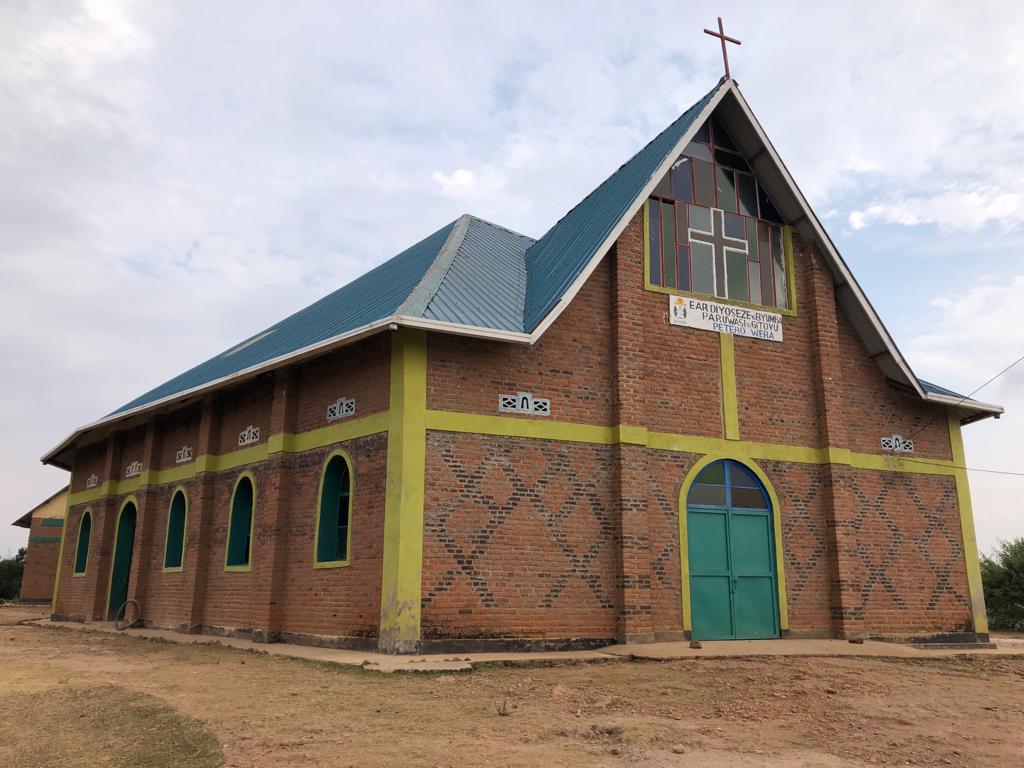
[398,214,473,318]
[462,213,536,244]
[524,82,723,270]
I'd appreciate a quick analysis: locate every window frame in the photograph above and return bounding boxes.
[313,450,354,569]
[224,472,256,573]
[642,195,798,317]
[72,509,92,577]
[162,487,189,573]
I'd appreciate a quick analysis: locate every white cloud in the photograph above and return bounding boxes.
[849,188,1024,232]
[907,276,1024,553]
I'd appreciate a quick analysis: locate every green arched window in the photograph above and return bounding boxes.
[315,454,352,567]
[225,475,255,570]
[73,511,92,575]
[163,490,188,571]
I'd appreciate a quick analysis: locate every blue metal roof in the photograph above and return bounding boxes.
[522,82,720,331]
[106,85,721,418]
[111,220,456,415]
[422,216,534,332]
[73,77,996,440]
[110,214,536,417]
[919,380,967,400]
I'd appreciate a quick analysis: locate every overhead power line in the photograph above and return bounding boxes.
[903,351,1024,444]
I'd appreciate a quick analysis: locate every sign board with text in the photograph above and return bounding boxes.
[669,295,783,342]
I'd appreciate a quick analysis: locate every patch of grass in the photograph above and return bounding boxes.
[0,682,223,768]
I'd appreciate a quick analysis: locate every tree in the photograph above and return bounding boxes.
[980,538,1024,631]
[0,548,26,601]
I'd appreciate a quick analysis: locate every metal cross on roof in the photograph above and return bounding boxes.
[704,16,741,80]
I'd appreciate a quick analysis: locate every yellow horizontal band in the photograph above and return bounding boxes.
[425,410,957,476]
[68,411,390,507]
[68,408,958,508]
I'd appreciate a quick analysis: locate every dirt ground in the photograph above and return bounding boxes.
[1,605,1022,768]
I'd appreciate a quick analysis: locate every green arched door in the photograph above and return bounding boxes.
[687,460,779,640]
[107,503,137,620]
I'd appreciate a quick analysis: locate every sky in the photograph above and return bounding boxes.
[1,0,1022,558]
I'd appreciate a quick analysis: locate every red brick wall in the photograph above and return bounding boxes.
[421,432,620,641]
[19,518,62,601]
[70,441,107,493]
[837,312,953,460]
[215,376,274,455]
[427,259,615,426]
[293,335,390,432]
[54,501,110,620]
[415,207,973,643]
[134,478,203,629]
[611,209,728,439]
[155,405,202,470]
[52,336,391,641]
[277,435,387,638]
[845,469,971,635]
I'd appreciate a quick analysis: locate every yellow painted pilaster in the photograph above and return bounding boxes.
[51,472,73,615]
[379,328,427,653]
[947,409,989,634]
[720,333,740,440]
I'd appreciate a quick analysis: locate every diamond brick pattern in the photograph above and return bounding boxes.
[846,472,970,632]
[421,432,619,639]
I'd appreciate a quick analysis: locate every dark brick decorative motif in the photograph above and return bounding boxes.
[847,472,970,629]
[421,433,619,639]
[767,462,831,608]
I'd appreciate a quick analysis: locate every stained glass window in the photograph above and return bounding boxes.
[647,113,790,310]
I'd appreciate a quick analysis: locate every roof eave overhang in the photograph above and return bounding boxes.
[41,314,531,469]
[921,392,1004,425]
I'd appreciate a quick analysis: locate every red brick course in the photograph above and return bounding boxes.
[421,432,619,641]
[19,517,62,602]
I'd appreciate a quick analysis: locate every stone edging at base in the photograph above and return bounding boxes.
[24,619,1024,674]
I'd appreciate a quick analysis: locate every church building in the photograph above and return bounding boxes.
[43,77,1002,653]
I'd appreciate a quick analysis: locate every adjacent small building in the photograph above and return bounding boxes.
[11,487,68,602]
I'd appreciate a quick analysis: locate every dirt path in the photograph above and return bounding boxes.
[1,606,1022,767]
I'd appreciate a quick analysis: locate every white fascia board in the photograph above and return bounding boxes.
[922,392,1004,414]
[40,317,397,465]
[527,81,732,342]
[392,315,531,343]
[725,82,925,398]
[41,312,531,466]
